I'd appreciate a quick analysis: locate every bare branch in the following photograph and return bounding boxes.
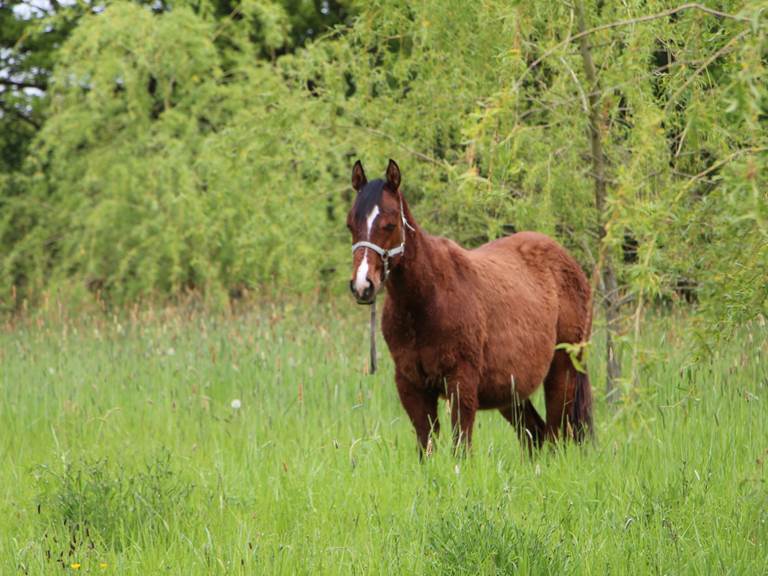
[559,56,589,115]
[0,78,47,91]
[0,99,41,130]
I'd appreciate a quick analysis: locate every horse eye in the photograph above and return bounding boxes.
[384,223,396,232]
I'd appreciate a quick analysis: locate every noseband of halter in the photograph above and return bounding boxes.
[351,196,415,282]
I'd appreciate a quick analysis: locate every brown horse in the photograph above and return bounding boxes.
[347,159,593,454]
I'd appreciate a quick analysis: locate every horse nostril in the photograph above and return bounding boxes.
[349,279,355,294]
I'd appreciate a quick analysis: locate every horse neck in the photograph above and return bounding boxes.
[385,201,438,309]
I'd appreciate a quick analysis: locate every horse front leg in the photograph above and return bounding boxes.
[446,366,479,454]
[396,373,439,457]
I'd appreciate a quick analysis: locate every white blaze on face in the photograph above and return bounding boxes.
[354,254,369,296]
[354,205,380,296]
[366,205,380,235]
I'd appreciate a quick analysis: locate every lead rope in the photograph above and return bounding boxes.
[369,298,378,374]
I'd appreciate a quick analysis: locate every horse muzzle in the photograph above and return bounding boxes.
[349,278,377,305]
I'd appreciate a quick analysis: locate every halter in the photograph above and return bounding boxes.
[351,196,415,282]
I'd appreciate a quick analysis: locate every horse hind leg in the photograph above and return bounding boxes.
[500,399,546,452]
[543,350,593,443]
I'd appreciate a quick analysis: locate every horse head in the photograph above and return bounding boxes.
[347,159,411,304]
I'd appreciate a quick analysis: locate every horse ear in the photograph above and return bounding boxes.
[386,159,401,191]
[352,160,367,193]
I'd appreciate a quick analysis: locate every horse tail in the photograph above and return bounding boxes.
[570,361,594,443]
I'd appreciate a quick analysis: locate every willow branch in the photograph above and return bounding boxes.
[515,3,749,91]
[663,29,749,114]
[677,146,768,196]
[352,125,445,167]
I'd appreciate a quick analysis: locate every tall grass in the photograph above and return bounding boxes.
[1,302,766,574]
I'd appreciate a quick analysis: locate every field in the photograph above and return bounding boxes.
[2,302,767,575]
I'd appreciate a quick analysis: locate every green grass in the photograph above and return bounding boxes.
[1,302,766,574]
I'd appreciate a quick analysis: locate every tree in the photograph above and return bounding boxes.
[1,0,765,353]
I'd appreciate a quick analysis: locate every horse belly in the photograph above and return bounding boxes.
[477,322,556,408]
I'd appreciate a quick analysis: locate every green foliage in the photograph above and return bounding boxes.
[5,4,223,300]
[291,0,768,334]
[681,21,768,333]
[1,2,347,303]
[0,0,766,334]
[0,0,83,172]
[554,341,589,373]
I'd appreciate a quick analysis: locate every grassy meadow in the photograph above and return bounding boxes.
[1,301,766,574]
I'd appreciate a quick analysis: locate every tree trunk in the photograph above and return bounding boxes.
[574,0,622,401]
